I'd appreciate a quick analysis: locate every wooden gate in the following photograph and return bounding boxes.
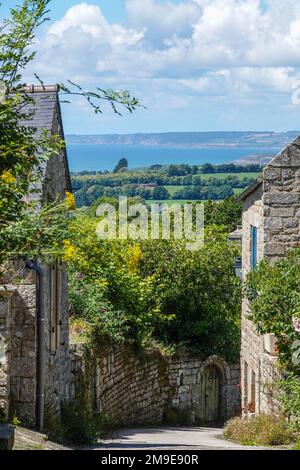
[199,364,220,424]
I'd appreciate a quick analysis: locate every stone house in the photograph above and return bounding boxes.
[239,134,300,415]
[0,85,72,429]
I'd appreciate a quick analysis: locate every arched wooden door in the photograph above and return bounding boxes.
[199,365,220,424]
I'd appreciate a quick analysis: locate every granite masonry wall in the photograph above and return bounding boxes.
[0,291,14,421]
[0,97,72,427]
[0,260,71,427]
[262,137,300,258]
[241,135,300,416]
[70,343,241,428]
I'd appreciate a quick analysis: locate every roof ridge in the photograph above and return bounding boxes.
[23,84,60,93]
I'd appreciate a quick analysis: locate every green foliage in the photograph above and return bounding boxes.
[67,203,241,360]
[67,211,167,347]
[11,415,21,427]
[245,248,300,366]
[60,81,143,117]
[224,415,295,446]
[113,158,128,173]
[294,439,300,450]
[0,201,71,272]
[59,402,106,445]
[276,373,300,433]
[140,230,241,360]
[71,166,258,208]
[0,0,141,273]
[245,249,300,429]
[204,197,242,231]
[69,270,130,344]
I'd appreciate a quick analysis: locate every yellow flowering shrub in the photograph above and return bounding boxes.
[66,191,76,210]
[62,239,76,261]
[1,169,16,184]
[128,244,143,273]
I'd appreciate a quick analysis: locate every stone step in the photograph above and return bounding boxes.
[0,424,15,450]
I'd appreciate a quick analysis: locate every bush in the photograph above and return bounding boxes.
[245,248,300,365]
[223,415,294,446]
[276,374,300,433]
[294,439,300,450]
[60,402,106,445]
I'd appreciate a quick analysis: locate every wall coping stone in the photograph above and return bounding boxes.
[0,425,15,450]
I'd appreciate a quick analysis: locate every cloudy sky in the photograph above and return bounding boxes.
[3,0,300,133]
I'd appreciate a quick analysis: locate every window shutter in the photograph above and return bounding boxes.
[50,263,63,353]
[251,226,258,269]
[50,266,57,354]
[56,264,62,347]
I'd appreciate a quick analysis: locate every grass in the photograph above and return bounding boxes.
[146,199,206,206]
[163,185,188,196]
[233,188,244,195]
[294,439,300,450]
[165,186,245,196]
[197,171,260,180]
[223,415,295,447]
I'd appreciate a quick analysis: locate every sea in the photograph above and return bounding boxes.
[66,143,278,173]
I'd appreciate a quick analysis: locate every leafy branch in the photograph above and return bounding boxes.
[59,80,145,116]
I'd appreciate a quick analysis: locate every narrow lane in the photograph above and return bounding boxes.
[91,426,281,450]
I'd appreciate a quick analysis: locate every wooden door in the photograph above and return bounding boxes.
[199,365,220,424]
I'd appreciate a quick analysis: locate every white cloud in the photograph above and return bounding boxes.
[29,0,300,126]
[125,0,201,47]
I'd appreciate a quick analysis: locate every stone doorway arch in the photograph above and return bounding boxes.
[192,356,230,426]
[199,364,221,424]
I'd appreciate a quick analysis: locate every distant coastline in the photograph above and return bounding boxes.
[66,131,298,149]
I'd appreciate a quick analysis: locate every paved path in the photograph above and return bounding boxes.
[92,426,280,450]
[13,427,72,451]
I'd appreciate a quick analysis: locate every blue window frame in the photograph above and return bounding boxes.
[251,225,258,269]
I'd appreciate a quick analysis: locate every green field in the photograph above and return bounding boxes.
[233,188,244,195]
[192,171,260,180]
[146,199,209,206]
[164,185,188,196]
[164,183,249,198]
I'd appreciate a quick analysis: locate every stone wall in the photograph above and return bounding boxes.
[0,101,72,427]
[262,137,300,259]
[70,343,240,428]
[241,184,266,413]
[0,291,14,420]
[241,136,300,416]
[1,260,71,427]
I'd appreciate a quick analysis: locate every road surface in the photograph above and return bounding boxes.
[91,426,282,450]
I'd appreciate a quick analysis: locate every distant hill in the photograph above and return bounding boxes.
[66,131,299,149]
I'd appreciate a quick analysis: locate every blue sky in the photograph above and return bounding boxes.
[2,0,300,134]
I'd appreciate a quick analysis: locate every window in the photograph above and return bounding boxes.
[250,225,258,269]
[50,264,62,354]
[251,370,256,412]
[243,361,248,408]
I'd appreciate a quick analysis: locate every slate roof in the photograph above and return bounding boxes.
[19,85,71,191]
[237,178,262,201]
[19,92,57,131]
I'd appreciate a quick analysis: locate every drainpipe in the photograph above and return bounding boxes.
[26,260,45,432]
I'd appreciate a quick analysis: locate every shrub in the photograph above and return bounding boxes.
[294,439,300,450]
[223,415,294,446]
[60,402,106,445]
[276,374,300,433]
[245,248,300,366]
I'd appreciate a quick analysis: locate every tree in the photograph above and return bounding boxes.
[113,158,128,173]
[140,230,241,360]
[0,0,141,271]
[152,186,169,200]
[204,197,242,230]
[201,163,215,174]
[245,248,300,368]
